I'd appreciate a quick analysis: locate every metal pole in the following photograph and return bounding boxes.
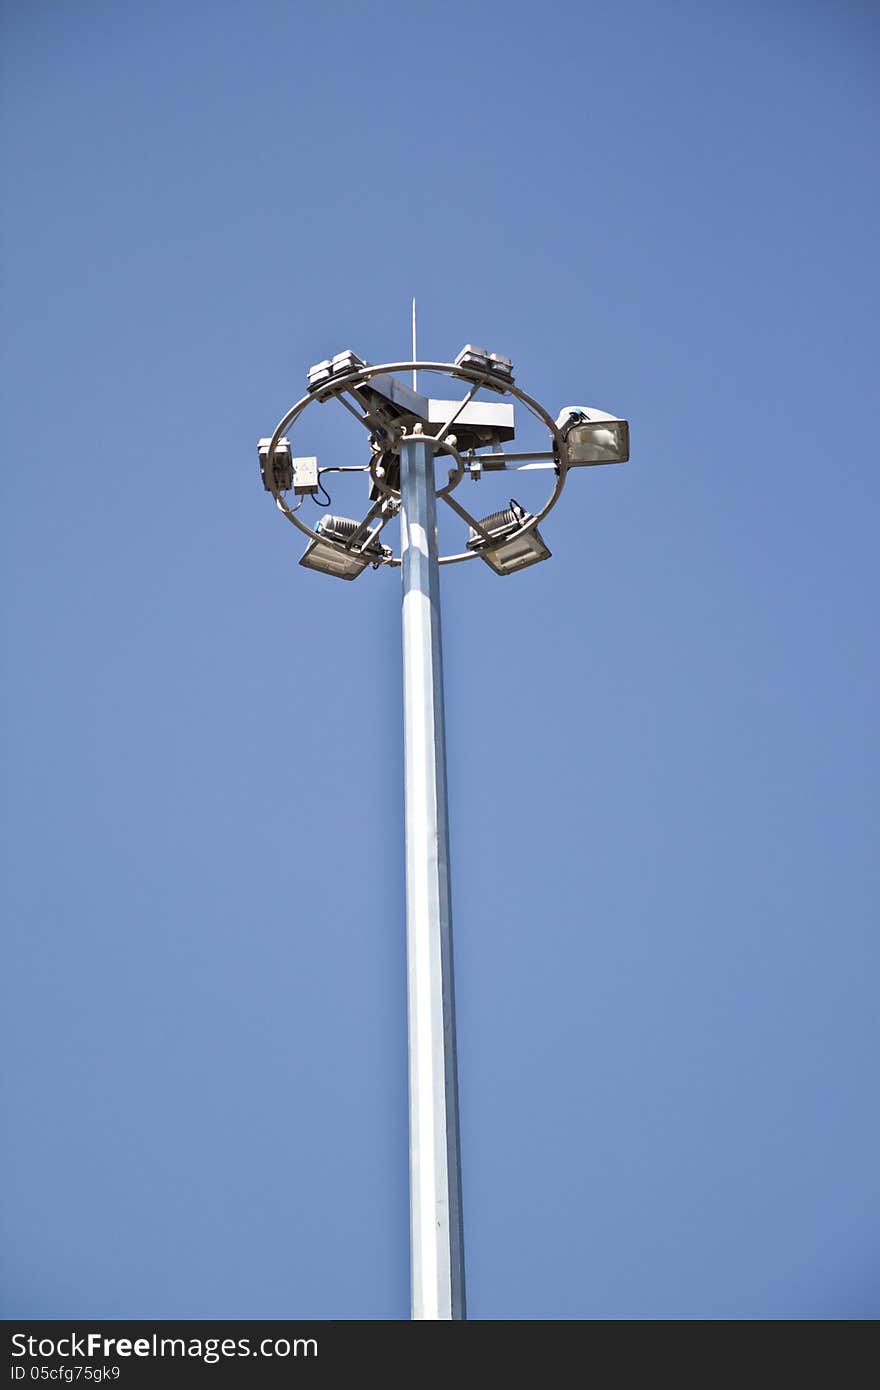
[400,433,466,1321]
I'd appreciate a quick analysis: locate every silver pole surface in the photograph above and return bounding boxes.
[400,434,466,1321]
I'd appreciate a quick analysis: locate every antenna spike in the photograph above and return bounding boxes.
[412,298,417,391]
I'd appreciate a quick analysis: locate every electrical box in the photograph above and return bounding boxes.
[293,456,319,495]
[258,437,293,492]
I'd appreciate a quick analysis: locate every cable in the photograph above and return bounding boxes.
[311,477,332,507]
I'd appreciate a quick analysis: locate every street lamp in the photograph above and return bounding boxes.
[258,347,628,1319]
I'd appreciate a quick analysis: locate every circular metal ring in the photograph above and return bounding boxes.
[264,360,572,566]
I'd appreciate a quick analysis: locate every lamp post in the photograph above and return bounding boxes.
[259,347,628,1320]
[399,431,465,1319]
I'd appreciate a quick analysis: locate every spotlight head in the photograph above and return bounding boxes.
[452,345,515,391]
[307,350,367,400]
[329,349,366,379]
[306,358,333,392]
[466,500,551,576]
[556,407,629,465]
[299,515,391,580]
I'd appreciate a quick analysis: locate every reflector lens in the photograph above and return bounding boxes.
[564,419,629,465]
[299,539,370,580]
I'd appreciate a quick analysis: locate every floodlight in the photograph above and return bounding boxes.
[308,349,367,398]
[307,358,333,392]
[466,500,551,575]
[330,349,366,378]
[556,407,629,465]
[452,345,514,387]
[258,437,293,492]
[299,514,391,580]
[487,352,513,382]
[453,344,490,372]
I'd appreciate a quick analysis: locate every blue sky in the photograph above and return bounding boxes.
[2,0,877,1319]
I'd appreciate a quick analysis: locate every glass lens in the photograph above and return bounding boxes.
[566,421,627,464]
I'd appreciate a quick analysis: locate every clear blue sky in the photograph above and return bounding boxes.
[2,0,877,1320]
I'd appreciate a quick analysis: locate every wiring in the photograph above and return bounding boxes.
[311,477,332,507]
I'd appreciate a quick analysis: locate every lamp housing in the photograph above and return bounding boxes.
[299,514,391,580]
[466,500,551,576]
[330,349,366,378]
[307,358,332,392]
[453,344,515,391]
[258,437,293,492]
[307,349,367,400]
[556,407,629,466]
